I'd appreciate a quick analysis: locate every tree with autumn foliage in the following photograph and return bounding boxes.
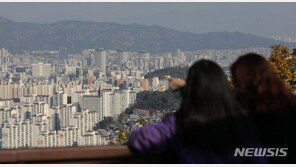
[268,44,296,91]
[108,129,130,145]
[116,129,130,144]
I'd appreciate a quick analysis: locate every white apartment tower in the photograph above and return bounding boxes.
[94,48,106,76]
[154,57,164,70]
[32,63,51,78]
[117,50,128,65]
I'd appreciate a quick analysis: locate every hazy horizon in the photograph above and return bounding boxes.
[0,2,296,38]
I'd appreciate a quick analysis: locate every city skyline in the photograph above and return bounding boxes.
[0,45,272,149]
[0,1,294,151]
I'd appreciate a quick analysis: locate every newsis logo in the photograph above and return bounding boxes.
[234,148,288,157]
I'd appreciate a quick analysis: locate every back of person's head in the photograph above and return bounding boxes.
[231,53,295,113]
[176,60,255,154]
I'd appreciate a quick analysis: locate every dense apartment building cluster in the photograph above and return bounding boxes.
[0,83,141,149]
[0,47,271,149]
[183,47,271,68]
[0,48,172,149]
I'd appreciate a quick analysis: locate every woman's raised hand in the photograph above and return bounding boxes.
[164,75,186,91]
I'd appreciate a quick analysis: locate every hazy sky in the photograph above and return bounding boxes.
[0,2,296,38]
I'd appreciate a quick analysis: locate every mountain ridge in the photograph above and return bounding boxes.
[0,16,290,54]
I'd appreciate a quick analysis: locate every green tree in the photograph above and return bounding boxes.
[118,113,127,124]
[93,116,114,130]
[124,90,181,113]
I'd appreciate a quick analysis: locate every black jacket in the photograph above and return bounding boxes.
[236,93,296,163]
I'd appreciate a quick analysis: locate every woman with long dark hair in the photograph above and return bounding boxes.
[127,60,266,163]
[231,53,295,113]
[231,53,296,163]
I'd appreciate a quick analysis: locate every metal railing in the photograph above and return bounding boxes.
[0,145,157,164]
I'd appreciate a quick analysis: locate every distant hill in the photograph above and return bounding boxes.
[145,66,189,79]
[124,90,181,114]
[0,16,291,54]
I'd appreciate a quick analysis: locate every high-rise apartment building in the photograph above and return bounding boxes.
[79,95,102,121]
[117,50,128,65]
[32,63,51,78]
[94,48,106,76]
[141,79,149,91]
[176,49,186,64]
[154,57,164,70]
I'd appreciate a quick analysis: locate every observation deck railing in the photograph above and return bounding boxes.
[0,145,160,164]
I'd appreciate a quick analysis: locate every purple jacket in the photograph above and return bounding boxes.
[127,115,268,164]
